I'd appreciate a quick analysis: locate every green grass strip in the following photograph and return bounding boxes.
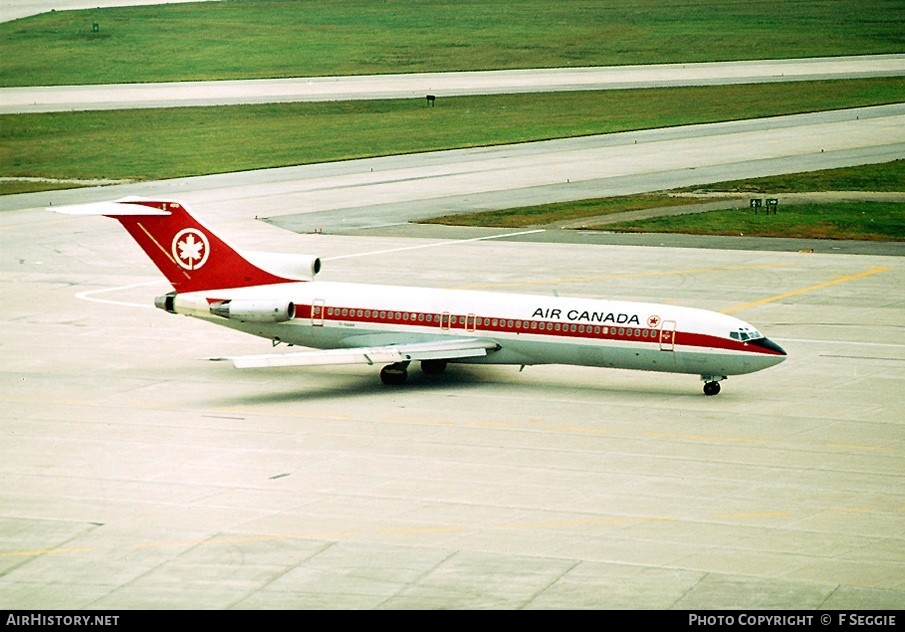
[3,78,903,194]
[3,0,903,87]
[599,202,905,241]
[422,161,905,242]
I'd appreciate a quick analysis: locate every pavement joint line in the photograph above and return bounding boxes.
[324,229,546,261]
[455,263,789,290]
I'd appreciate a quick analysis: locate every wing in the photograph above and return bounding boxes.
[220,338,500,369]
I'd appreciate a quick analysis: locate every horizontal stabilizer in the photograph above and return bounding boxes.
[222,338,500,369]
[49,197,171,217]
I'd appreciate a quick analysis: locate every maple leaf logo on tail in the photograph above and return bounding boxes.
[172,228,210,270]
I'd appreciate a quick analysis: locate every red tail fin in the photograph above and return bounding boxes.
[58,197,297,292]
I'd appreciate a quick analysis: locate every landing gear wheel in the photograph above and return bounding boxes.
[703,381,721,396]
[421,359,448,375]
[380,362,409,385]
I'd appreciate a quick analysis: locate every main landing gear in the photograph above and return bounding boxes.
[701,375,726,396]
[380,362,409,385]
[420,359,448,375]
[379,359,449,385]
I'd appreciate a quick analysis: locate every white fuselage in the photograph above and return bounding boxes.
[166,280,787,379]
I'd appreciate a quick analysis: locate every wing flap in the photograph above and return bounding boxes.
[224,338,499,369]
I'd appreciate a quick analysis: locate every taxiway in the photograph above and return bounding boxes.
[2,158,904,610]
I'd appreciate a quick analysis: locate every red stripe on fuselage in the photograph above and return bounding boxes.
[286,302,782,355]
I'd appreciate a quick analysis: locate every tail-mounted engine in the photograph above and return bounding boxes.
[243,252,321,279]
[154,293,295,323]
[154,292,177,314]
[209,300,295,323]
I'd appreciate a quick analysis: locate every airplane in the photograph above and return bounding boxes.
[54,196,787,395]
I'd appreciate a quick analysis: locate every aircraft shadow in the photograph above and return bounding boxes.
[205,364,703,407]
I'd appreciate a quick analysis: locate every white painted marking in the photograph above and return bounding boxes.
[75,280,165,309]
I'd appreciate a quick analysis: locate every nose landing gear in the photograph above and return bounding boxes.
[701,375,726,396]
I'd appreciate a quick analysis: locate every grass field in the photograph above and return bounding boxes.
[426,194,905,241]
[421,161,905,241]
[680,160,905,194]
[3,77,903,194]
[601,202,905,241]
[2,0,904,87]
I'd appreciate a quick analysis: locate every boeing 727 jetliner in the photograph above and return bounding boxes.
[55,197,786,395]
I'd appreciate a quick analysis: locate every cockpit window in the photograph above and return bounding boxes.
[730,327,763,341]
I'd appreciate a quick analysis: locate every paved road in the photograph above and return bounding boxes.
[0,0,208,23]
[4,55,904,114]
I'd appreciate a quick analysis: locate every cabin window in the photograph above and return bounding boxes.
[634,329,641,337]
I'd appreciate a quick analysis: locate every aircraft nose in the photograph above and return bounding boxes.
[761,337,787,358]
